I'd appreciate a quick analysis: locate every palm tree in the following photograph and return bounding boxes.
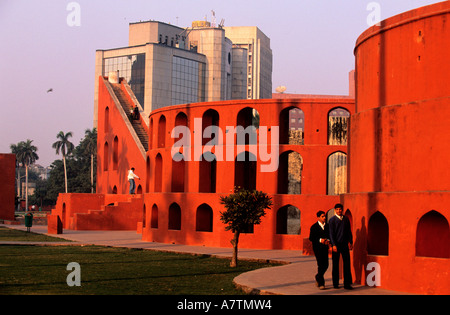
[52,131,74,193]
[83,128,97,193]
[10,142,22,208]
[13,140,39,211]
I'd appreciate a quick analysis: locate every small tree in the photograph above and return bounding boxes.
[220,188,273,267]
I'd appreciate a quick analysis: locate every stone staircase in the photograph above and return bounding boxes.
[71,195,143,230]
[131,120,149,151]
[110,84,149,151]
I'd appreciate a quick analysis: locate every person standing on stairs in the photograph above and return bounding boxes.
[132,105,140,120]
[128,167,140,194]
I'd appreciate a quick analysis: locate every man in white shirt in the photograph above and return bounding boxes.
[128,167,140,194]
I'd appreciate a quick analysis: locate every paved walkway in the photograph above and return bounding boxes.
[1,224,405,295]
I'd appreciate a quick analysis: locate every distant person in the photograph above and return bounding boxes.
[329,203,353,289]
[132,106,140,120]
[127,167,140,194]
[309,211,330,290]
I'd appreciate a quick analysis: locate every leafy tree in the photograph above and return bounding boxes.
[219,188,273,267]
[11,140,39,211]
[43,130,97,204]
[29,177,50,208]
[52,131,74,193]
[80,128,97,193]
[45,160,66,202]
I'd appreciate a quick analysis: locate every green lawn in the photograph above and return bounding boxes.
[0,226,70,242]
[0,227,277,295]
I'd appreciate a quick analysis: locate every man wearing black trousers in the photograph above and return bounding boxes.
[309,211,330,290]
[329,203,353,289]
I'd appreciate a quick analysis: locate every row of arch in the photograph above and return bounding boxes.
[142,203,450,258]
[143,150,347,195]
[363,210,449,258]
[103,136,119,171]
[143,202,302,235]
[149,106,351,150]
[101,103,349,195]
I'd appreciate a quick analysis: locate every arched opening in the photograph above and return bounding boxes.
[149,118,153,150]
[142,204,146,228]
[278,151,303,194]
[326,208,335,223]
[328,107,350,145]
[171,152,185,192]
[168,203,181,230]
[235,151,257,190]
[62,203,66,228]
[151,204,158,229]
[236,107,259,145]
[104,107,109,133]
[112,185,118,194]
[158,115,166,148]
[103,142,109,171]
[276,205,301,235]
[154,154,163,192]
[196,203,213,232]
[136,185,142,194]
[199,152,216,193]
[146,156,151,193]
[416,210,450,258]
[174,112,188,143]
[345,209,353,229]
[113,136,119,170]
[327,152,347,195]
[367,211,389,255]
[202,109,220,145]
[279,107,304,145]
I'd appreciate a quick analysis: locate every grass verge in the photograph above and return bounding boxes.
[0,245,277,295]
[0,226,71,242]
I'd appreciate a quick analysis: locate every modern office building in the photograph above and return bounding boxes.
[223,26,272,100]
[93,20,272,128]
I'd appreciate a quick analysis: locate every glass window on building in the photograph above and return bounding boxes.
[103,54,146,108]
[171,56,206,105]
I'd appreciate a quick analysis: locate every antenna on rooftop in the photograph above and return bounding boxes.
[211,10,216,27]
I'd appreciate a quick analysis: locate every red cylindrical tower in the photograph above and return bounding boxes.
[344,1,450,294]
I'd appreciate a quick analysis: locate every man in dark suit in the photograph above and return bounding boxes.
[329,203,353,289]
[309,210,330,289]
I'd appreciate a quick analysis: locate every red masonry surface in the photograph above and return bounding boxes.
[0,154,16,221]
[342,1,450,294]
